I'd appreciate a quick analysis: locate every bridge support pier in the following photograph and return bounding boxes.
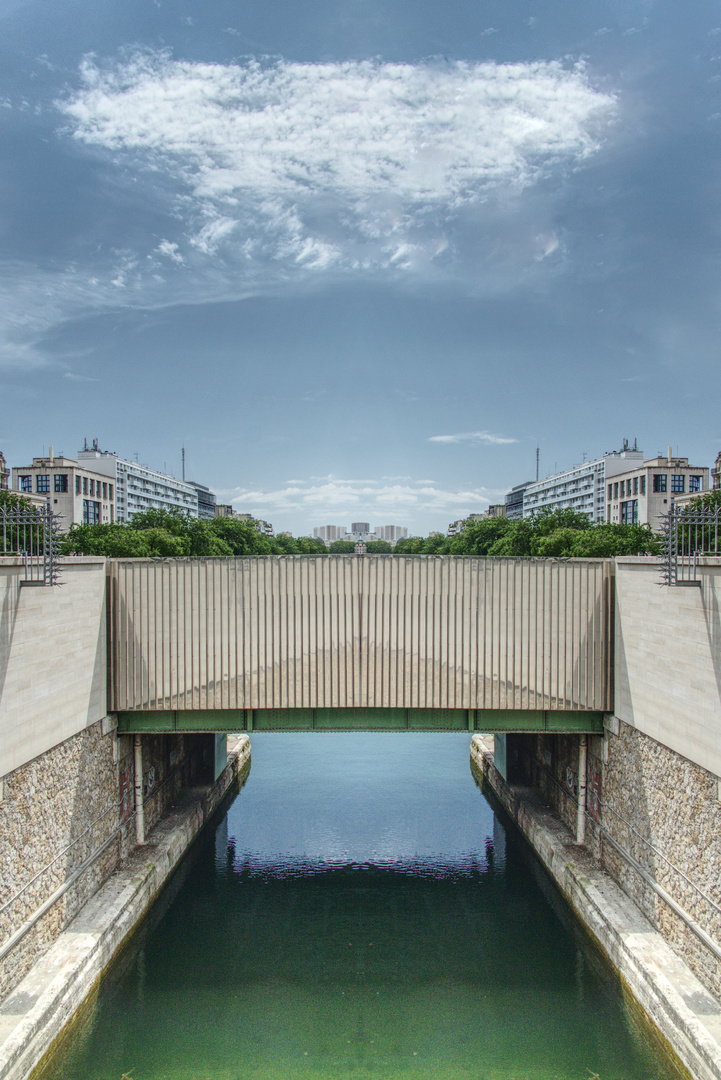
[134,734,145,846]
[576,734,587,845]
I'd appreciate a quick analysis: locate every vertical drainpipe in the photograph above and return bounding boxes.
[576,734,587,845]
[134,733,145,846]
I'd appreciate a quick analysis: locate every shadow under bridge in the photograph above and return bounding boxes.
[109,555,612,735]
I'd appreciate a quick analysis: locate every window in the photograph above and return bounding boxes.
[613,482,619,500]
[653,474,667,493]
[640,475,646,495]
[671,475,685,493]
[19,475,32,492]
[83,476,88,495]
[102,482,108,500]
[690,475,703,493]
[109,484,114,501]
[76,475,81,495]
[54,473,68,493]
[89,478,95,496]
[633,476,639,495]
[36,474,50,493]
[621,500,639,525]
[607,483,612,501]
[83,500,101,524]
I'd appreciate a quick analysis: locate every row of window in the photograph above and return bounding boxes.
[18,473,114,499]
[608,474,703,500]
[609,477,647,500]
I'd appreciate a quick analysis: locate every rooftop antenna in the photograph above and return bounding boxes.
[182,446,185,481]
[536,446,539,482]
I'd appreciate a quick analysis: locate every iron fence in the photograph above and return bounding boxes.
[0,499,61,585]
[660,501,721,586]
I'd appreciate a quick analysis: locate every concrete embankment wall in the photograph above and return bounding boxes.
[497,558,721,1009]
[0,559,231,1002]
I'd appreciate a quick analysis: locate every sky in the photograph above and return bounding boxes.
[1,0,720,535]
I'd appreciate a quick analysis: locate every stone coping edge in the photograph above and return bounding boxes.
[470,734,721,1080]
[0,735,251,1080]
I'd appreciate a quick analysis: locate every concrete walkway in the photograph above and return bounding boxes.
[0,735,250,1080]
[471,734,721,1080]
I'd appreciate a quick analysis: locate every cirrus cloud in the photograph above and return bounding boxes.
[428,430,517,445]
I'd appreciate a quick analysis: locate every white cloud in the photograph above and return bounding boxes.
[428,430,517,445]
[58,52,615,276]
[216,474,503,522]
[157,239,184,263]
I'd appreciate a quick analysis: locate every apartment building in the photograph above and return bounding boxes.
[519,443,644,523]
[12,449,115,530]
[606,449,709,530]
[77,444,198,523]
[188,480,216,521]
[313,523,409,547]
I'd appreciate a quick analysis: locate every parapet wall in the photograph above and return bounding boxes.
[0,558,107,780]
[615,557,721,778]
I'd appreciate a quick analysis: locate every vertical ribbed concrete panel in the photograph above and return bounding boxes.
[108,556,612,712]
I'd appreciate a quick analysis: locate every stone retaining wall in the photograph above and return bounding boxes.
[512,720,721,1001]
[0,720,212,1001]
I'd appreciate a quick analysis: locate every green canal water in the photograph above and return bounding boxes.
[45,734,681,1080]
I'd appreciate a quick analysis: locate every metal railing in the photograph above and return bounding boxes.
[660,500,721,586]
[0,499,61,586]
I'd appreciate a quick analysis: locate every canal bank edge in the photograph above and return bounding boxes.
[470,735,721,1080]
[0,735,251,1080]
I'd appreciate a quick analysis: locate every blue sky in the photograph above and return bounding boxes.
[1,0,720,534]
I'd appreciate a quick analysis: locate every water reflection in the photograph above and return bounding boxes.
[45,734,679,1080]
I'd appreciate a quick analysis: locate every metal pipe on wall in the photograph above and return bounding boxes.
[576,733,587,845]
[134,733,145,845]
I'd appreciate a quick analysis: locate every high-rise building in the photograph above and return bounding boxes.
[376,525,409,544]
[313,525,348,544]
[313,523,408,547]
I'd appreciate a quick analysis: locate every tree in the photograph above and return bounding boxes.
[208,517,274,555]
[365,540,392,553]
[328,540,357,553]
[448,518,511,555]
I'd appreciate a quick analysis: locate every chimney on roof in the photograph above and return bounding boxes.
[668,445,673,463]
[49,445,53,463]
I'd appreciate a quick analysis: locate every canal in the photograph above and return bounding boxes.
[44,734,680,1080]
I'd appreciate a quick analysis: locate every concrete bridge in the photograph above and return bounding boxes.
[108,555,612,734]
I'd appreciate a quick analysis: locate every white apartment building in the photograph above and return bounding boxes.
[313,525,348,544]
[522,444,644,523]
[12,449,115,530]
[313,523,409,547]
[606,449,708,530]
[376,525,409,544]
[77,443,198,523]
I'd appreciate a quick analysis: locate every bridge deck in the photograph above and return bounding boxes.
[116,707,605,734]
[108,555,613,715]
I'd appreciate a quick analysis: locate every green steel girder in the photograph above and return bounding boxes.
[116,708,604,735]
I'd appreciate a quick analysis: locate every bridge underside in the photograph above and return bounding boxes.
[116,708,604,734]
